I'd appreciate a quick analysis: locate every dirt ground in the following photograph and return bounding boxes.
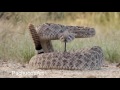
[0,60,120,78]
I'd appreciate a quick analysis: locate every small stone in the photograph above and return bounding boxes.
[32,75,38,78]
[116,63,120,68]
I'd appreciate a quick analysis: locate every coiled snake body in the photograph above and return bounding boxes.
[28,23,104,70]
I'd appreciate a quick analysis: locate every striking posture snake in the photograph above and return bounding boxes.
[28,23,104,70]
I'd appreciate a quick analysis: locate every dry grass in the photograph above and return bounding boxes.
[0,12,120,63]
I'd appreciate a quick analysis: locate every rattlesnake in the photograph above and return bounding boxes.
[28,23,104,70]
[29,23,95,53]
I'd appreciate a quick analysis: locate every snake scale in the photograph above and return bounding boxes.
[28,23,104,70]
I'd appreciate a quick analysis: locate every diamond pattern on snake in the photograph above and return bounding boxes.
[28,23,104,70]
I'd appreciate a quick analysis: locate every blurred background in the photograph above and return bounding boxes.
[0,12,120,63]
